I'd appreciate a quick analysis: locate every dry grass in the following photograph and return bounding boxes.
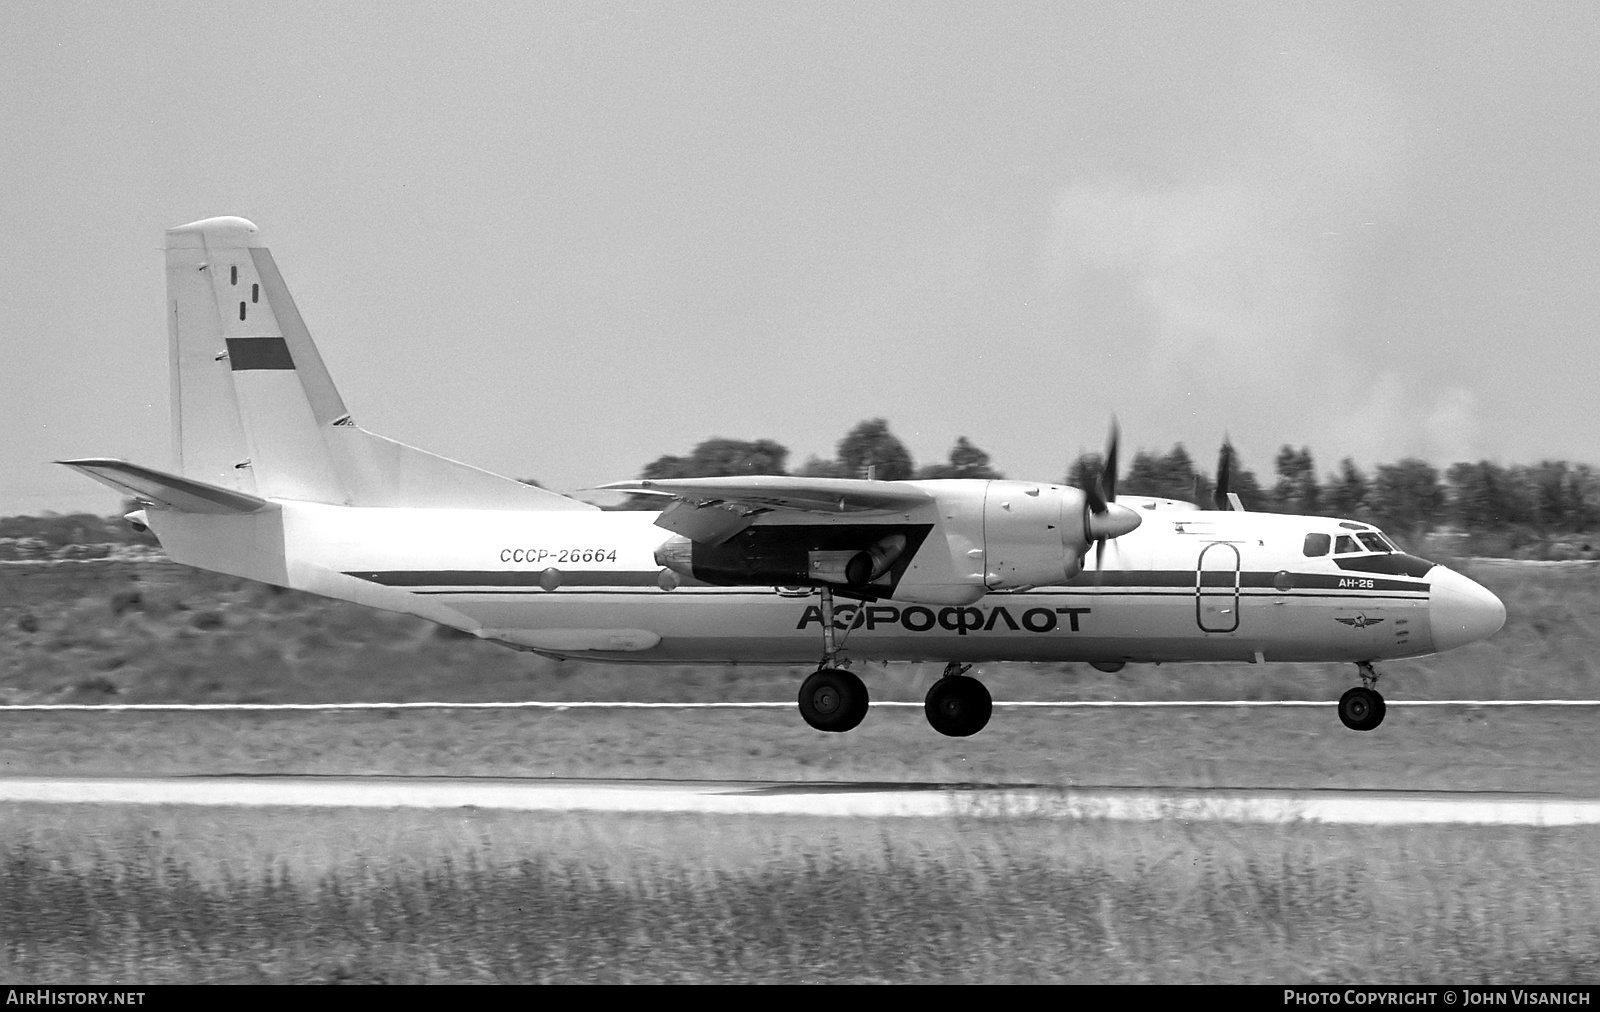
[2,812,1597,983]
[1,705,1599,795]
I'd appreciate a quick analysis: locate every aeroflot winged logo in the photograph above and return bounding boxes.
[1336,614,1386,629]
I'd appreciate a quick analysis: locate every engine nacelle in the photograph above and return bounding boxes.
[977,480,1140,592]
[977,481,1086,591]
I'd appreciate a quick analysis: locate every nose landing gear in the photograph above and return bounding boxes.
[1338,661,1387,731]
[924,662,993,737]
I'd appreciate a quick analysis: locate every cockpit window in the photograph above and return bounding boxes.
[1303,533,1331,557]
[1334,535,1361,555]
[1357,533,1391,554]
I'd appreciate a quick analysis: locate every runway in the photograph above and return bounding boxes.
[3,776,1600,825]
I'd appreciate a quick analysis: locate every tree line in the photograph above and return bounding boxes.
[626,419,1600,548]
[8,419,1590,555]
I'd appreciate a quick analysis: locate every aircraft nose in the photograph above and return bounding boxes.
[1428,566,1506,652]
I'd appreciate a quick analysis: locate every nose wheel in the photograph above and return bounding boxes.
[925,663,993,737]
[1338,662,1387,731]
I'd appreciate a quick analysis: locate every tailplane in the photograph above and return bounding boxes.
[57,458,273,515]
[163,216,591,510]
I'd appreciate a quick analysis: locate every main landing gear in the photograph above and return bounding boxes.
[1338,661,1387,732]
[796,588,995,736]
[798,667,869,733]
[798,586,869,733]
[925,662,992,737]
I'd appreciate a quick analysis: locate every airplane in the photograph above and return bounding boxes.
[60,217,1506,738]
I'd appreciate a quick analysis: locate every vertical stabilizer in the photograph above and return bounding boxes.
[166,217,343,502]
[164,217,592,511]
[166,218,258,494]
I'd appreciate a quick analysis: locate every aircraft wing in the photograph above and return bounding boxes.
[57,458,275,515]
[596,476,934,545]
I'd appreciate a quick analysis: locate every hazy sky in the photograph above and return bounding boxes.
[4,1,1598,515]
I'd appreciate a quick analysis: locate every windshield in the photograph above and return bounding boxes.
[1319,529,1406,556]
[1357,532,1392,553]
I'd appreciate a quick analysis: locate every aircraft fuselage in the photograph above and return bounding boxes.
[146,497,1500,668]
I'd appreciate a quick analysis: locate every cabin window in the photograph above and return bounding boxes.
[239,301,246,321]
[1357,532,1391,553]
[252,283,259,303]
[1334,535,1361,554]
[1303,533,1331,557]
[230,265,237,285]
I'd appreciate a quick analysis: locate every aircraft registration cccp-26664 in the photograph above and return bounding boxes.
[62,218,1506,737]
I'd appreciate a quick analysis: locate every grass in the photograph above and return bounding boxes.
[3,705,1600,794]
[2,814,1598,983]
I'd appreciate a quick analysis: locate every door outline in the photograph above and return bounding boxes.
[1196,541,1241,633]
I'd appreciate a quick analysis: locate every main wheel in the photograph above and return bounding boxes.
[1338,687,1387,731]
[924,676,993,737]
[798,668,869,733]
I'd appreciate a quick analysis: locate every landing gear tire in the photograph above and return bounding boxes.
[799,668,869,733]
[925,676,993,737]
[1338,686,1386,731]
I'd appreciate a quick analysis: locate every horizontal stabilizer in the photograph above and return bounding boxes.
[596,475,934,515]
[57,458,274,515]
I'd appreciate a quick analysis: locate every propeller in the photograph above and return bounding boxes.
[1214,439,1236,511]
[1216,435,1228,509]
[1082,420,1140,572]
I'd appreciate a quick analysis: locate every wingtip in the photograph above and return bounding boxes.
[55,457,123,468]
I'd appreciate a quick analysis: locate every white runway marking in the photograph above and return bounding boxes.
[3,699,1599,712]
[3,777,1599,825]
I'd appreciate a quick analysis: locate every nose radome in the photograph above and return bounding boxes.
[1429,566,1506,652]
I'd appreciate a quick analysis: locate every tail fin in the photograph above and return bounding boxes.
[165,217,592,510]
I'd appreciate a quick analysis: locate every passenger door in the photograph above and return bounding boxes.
[1196,541,1241,633]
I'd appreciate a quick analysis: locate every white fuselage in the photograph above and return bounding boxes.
[148,499,1499,668]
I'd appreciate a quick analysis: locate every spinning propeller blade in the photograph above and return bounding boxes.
[1214,440,1234,512]
[1082,420,1136,574]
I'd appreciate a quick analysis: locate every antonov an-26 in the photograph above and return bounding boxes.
[62,217,1506,737]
